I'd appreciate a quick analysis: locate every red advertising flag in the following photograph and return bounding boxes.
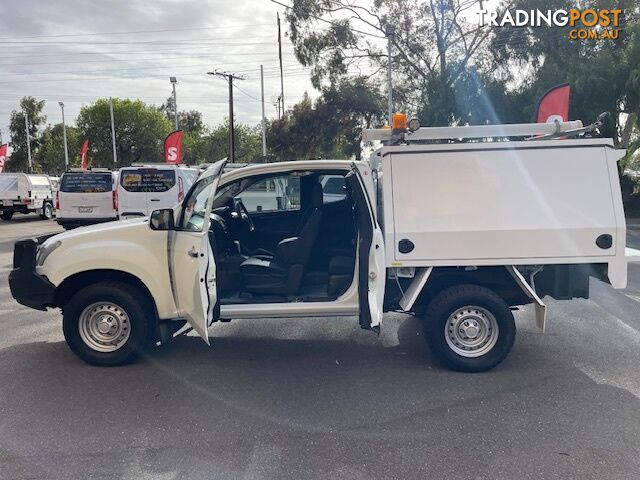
[164,130,183,164]
[535,83,570,123]
[0,144,7,173]
[80,139,90,169]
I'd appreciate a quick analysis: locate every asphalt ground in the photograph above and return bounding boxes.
[1,213,639,479]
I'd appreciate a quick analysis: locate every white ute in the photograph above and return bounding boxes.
[0,173,55,221]
[9,119,640,371]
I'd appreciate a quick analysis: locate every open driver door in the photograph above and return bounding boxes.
[169,160,226,344]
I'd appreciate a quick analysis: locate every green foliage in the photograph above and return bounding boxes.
[38,124,82,174]
[268,78,385,160]
[159,96,205,135]
[6,96,46,172]
[489,0,640,136]
[187,120,262,165]
[76,98,172,168]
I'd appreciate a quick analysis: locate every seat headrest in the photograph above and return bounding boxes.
[311,182,323,208]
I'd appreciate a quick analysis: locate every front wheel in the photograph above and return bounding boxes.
[63,281,156,366]
[422,284,516,372]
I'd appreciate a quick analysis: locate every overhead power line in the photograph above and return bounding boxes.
[0,23,273,40]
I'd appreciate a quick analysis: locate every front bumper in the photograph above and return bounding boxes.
[8,237,56,311]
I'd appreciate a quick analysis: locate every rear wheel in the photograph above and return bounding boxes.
[422,284,516,372]
[63,281,156,366]
[1,211,14,221]
[40,202,53,220]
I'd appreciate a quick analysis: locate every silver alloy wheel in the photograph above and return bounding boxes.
[444,305,499,358]
[44,203,53,219]
[78,302,131,353]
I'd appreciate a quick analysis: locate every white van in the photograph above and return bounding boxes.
[117,164,198,218]
[0,173,54,221]
[56,169,117,229]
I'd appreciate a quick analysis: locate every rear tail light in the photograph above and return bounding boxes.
[178,177,184,202]
[55,191,60,210]
[112,189,118,211]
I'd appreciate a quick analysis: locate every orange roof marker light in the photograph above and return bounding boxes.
[392,112,407,133]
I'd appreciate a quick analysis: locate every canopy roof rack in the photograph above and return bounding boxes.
[363,120,585,143]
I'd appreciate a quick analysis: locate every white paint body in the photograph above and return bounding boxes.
[379,139,631,288]
[117,164,198,218]
[56,170,118,224]
[0,173,53,213]
[35,139,638,335]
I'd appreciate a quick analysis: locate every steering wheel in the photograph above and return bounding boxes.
[235,199,255,232]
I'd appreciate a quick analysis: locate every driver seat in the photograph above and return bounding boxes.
[239,182,323,295]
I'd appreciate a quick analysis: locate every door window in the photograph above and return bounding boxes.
[319,175,347,204]
[235,175,300,213]
[181,176,217,231]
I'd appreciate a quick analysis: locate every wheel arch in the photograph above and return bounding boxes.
[409,266,531,314]
[54,269,159,321]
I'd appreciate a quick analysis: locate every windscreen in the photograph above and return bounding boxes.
[120,168,176,193]
[0,175,18,192]
[60,173,113,193]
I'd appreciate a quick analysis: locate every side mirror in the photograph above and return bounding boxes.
[149,209,175,231]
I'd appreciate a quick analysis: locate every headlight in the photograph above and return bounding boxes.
[36,240,61,266]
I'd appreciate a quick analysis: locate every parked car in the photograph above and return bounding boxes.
[9,118,640,372]
[56,169,118,229]
[0,173,55,221]
[117,164,198,218]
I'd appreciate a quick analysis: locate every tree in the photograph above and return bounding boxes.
[189,120,262,164]
[489,0,640,143]
[76,98,172,168]
[159,96,205,134]
[6,96,46,172]
[286,0,493,125]
[268,79,385,161]
[38,124,82,174]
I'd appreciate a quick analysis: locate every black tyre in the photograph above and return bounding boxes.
[1,211,14,221]
[422,284,516,372]
[40,202,54,220]
[63,281,156,366]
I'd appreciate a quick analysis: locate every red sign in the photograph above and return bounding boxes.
[536,83,570,123]
[164,130,183,165]
[0,144,7,173]
[80,139,90,169]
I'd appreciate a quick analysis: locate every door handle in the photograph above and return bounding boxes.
[150,198,160,202]
[187,247,199,258]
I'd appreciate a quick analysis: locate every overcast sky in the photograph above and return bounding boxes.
[0,0,356,142]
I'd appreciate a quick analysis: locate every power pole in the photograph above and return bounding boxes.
[275,96,281,120]
[24,111,32,173]
[169,77,179,130]
[58,102,69,170]
[109,98,118,167]
[0,129,3,144]
[277,12,285,115]
[208,70,245,163]
[385,24,396,126]
[260,65,267,157]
